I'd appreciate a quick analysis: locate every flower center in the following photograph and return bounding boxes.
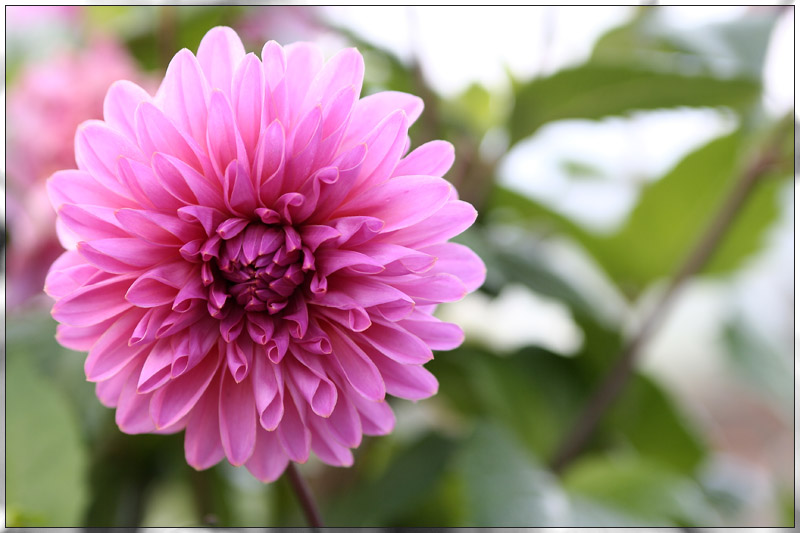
[194,221,315,318]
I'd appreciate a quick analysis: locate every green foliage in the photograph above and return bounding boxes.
[6,347,89,526]
[455,423,567,526]
[723,317,794,409]
[609,376,706,473]
[325,433,457,526]
[563,454,719,526]
[489,129,785,296]
[509,65,760,145]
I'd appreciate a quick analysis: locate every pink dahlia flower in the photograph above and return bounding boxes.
[46,27,485,482]
[7,38,147,307]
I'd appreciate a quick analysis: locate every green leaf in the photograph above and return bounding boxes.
[601,130,781,292]
[139,476,198,527]
[456,422,568,526]
[6,347,89,526]
[510,64,760,145]
[563,454,719,526]
[490,129,784,296]
[609,376,706,474]
[723,317,793,409]
[593,8,781,80]
[430,346,593,460]
[324,432,457,526]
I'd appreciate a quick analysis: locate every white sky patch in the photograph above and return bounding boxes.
[437,284,584,356]
[761,9,794,118]
[498,108,737,232]
[323,6,633,97]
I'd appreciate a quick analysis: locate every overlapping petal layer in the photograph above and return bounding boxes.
[46,26,485,481]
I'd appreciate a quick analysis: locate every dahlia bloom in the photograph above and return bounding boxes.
[7,38,146,307]
[46,27,485,482]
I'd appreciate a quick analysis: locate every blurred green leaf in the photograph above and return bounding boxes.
[593,7,781,80]
[609,376,706,473]
[510,64,760,145]
[324,432,457,526]
[140,476,198,527]
[6,348,89,526]
[455,227,599,319]
[490,130,784,296]
[601,130,782,292]
[431,346,592,460]
[563,454,719,526]
[7,312,108,440]
[456,422,568,526]
[723,317,793,409]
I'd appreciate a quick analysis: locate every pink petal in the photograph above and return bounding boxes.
[370,352,439,401]
[137,339,174,393]
[392,140,455,178]
[398,311,465,351]
[351,110,409,192]
[118,157,184,210]
[150,345,221,429]
[152,152,225,210]
[358,319,433,364]
[338,175,452,232]
[287,356,337,418]
[231,53,265,160]
[245,426,289,483]
[95,357,138,408]
[52,274,136,327]
[253,354,284,430]
[303,47,364,114]
[254,119,286,204]
[347,391,395,436]
[276,389,311,463]
[135,101,210,175]
[421,242,487,293]
[84,309,148,381]
[387,200,478,248]
[74,120,144,197]
[58,204,128,241]
[48,169,136,210]
[385,272,467,304]
[116,362,157,434]
[154,48,210,146]
[342,91,423,148]
[308,415,354,467]
[196,26,246,93]
[219,367,257,465]
[325,390,362,448]
[104,80,152,141]
[283,42,324,125]
[326,323,385,402]
[208,90,249,182]
[56,320,113,352]
[45,251,100,300]
[78,239,175,273]
[184,373,226,470]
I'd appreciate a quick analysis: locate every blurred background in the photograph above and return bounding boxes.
[2,5,795,528]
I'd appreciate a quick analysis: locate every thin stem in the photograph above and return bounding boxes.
[549,118,790,474]
[286,462,324,528]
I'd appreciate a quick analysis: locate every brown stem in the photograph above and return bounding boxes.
[286,462,324,528]
[549,120,790,474]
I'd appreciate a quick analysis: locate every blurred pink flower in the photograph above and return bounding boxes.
[7,38,146,307]
[236,6,328,48]
[6,5,80,28]
[46,27,485,482]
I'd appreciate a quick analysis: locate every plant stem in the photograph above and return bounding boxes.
[286,462,324,528]
[549,119,790,475]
